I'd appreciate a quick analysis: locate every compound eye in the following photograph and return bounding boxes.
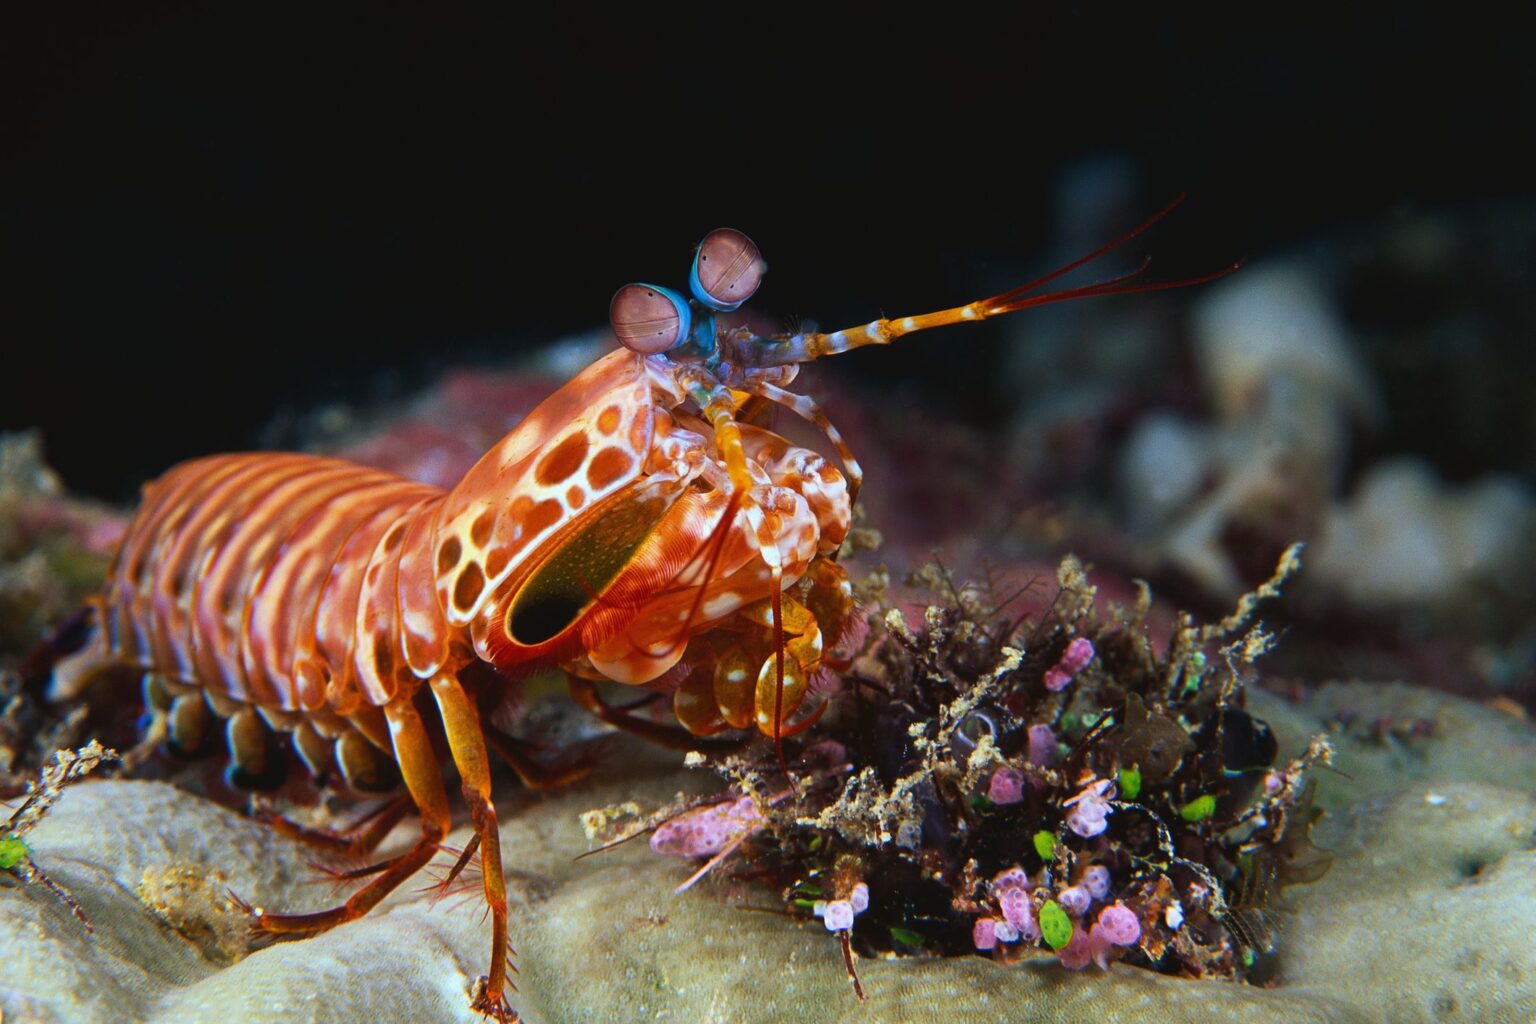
[610,283,691,354]
[689,228,766,311]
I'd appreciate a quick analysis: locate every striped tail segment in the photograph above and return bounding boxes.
[100,453,443,713]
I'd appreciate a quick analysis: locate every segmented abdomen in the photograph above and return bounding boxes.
[106,453,444,714]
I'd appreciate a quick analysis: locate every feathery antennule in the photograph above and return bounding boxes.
[991,191,1191,300]
[980,255,1243,315]
[753,194,1242,366]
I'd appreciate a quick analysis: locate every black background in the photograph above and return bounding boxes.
[4,7,1529,500]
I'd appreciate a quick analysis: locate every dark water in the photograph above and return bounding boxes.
[3,8,1529,501]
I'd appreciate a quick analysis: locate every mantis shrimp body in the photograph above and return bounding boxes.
[48,204,1232,1020]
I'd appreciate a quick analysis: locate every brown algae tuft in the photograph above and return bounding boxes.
[1,739,120,930]
[645,543,1333,984]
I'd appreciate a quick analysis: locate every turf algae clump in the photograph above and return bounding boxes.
[666,544,1335,981]
[0,740,119,932]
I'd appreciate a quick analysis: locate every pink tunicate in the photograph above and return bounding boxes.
[991,866,1029,893]
[1263,771,1284,796]
[1056,928,1097,971]
[823,899,855,932]
[1064,779,1114,838]
[1060,637,1095,674]
[1043,637,1096,691]
[1085,925,1119,969]
[973,917,998,951]
[848,882,870,914]
[1026,724,1058,766]
[998,887,1029,928]
[1066,801,1109,838]
[1082,864,1111,900]
[988,767,1026,805]
[993,920,1020,943]
[804,739,849,766]
[1096,902,1142,946]
[998,886,1040,941]
[649,796,761,857]
[1057,885,1091,916]
[1165,902,1185,929]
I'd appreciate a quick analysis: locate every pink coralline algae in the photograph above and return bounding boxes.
[1043,637,1096,692]
[649,797,762,857]
[1063,778,1114,838]
[987,767,1026,805]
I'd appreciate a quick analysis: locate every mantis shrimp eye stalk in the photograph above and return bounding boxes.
[610,283,692,353]
[690,227,767,311]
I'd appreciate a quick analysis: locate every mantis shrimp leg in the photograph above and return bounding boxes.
[242,692,517,1020]
[430,673,516,1021]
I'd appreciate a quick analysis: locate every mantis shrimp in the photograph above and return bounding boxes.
[46,199,1232,1020]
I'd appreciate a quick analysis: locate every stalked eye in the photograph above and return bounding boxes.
[689,228,766,311]
[610,283,691,354]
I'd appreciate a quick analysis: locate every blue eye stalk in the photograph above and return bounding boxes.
[609,283,693,356]
[689,228,766,311]
[610,228,767,360]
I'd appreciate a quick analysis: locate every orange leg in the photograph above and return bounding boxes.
[567,673,746,752]
[430,673,517,1023]
[261,794,413,858]
[246,698,449,936]
[483,728,597,791]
